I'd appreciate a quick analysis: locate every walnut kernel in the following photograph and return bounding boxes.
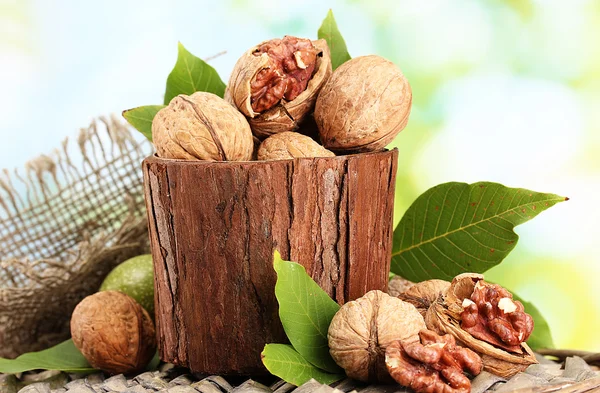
[227,36,332,138]
[425,273,538,378]
[460,279,534,353]
[386,329,483,393]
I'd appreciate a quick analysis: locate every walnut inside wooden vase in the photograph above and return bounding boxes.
[226,36,332,138]
[257,132,335,160]
[152,92,254,161]
[315,55,412,153]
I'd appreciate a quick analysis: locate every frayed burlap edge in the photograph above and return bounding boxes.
[0,116,152,358]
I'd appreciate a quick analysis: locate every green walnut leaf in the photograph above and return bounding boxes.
[146,350,161,371]
[318,10,351,70]
[273,251,342,373]
[164,42,226,105]
[0,339,96,374]
[122,105,165,141]
[261,344,344,386]
[391,182,567,282]
[512,292,555,350]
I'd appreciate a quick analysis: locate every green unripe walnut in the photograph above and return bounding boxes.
[100,254,155,316]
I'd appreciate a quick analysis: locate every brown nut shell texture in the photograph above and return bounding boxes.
[315,55,412,153]
[152,92,254,161]
[387,275,416,298]
[257,132,335,161]
[425,273,537,378]
[328,290,426,383]
[70,291,156,375]
[227,36,332,138]
[386,329,483,393]
[398,279,450,318]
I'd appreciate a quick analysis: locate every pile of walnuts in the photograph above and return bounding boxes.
[152,36,412,162]
[328,273,538,393]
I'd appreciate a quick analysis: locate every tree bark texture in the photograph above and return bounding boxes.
[143,149,398,375]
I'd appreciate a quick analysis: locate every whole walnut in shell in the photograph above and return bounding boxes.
[398,279,450,317]
[257,132,335,160]
[227,36,332,138]
[328,290,426,382]
[386,275,415,298]
[425,273,537,378]
[314,55,412,152]
[71,291,156,375]
[153,92,254,161]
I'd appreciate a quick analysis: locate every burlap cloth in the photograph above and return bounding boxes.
[0,117,153,358]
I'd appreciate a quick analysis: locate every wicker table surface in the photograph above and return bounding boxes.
[2,353,599,393]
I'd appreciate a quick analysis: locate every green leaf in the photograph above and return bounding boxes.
[0,339,96,374]
[146,350,161,371]
[164,42,226,104]
[391,182,567,281]
[273,251,342,374]
[261,344,343,386]
[318,10,351,70]
[511,292,554,350]
[122,105,165,141]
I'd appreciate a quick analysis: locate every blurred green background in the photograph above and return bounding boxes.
[1,0,598,350]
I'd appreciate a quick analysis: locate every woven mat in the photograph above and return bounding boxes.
[1,355,599,393]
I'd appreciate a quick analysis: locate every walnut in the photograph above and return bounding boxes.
[257,132,335,161]
[425,273,538,378]
[328,290,426,382]
[152,92,254,161]
[386,329,483,393]
[387,275,415,298]
[227,36,332,138]
[398,279,450,317]
[460,280,533,353]
[250,37,318,113]
[314,55,412,153]
[70,291,156,375]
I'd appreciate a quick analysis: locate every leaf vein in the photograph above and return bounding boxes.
[392,196,562,257]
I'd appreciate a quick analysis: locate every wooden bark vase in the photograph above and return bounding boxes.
[143,149,398,375]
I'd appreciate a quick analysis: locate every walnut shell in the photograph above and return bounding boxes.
[70,291,156,375]
[152,92,254,161]
[398,279,450,317]
[425,273,538,378]
[328,290,426,382]
[227,37,332,139]
[315,55,412,152]
[257,132,335,161]
[386,275,415,297]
